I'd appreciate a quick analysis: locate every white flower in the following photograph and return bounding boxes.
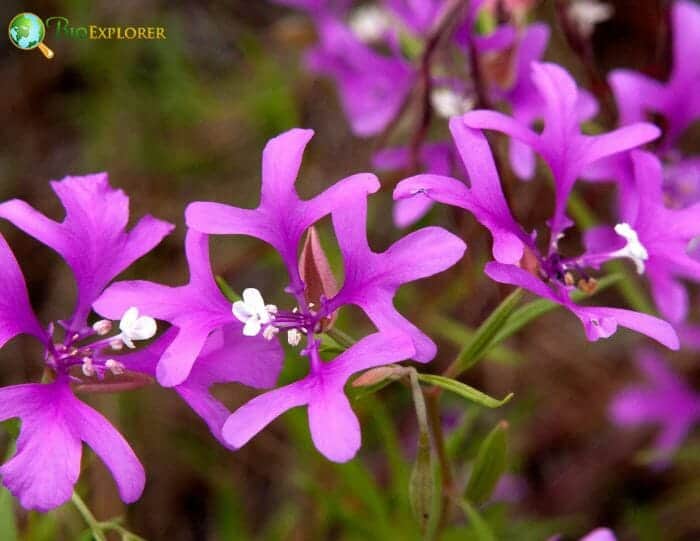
[232,288,278,337]
[349,5,390,43]
[118,306,157,349]
[611,223,649,274]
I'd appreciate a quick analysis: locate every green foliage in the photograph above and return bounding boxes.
[465,422,509,505]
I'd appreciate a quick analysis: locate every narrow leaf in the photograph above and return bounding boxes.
[417,374,513,408]
[0,488,17,541]
[465,421,509,504]
[445,289,523,378]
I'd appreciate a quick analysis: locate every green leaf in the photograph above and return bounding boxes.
[465,421,509,504]
[445,289,524,378]
[215,276,239,302]
[417,374,513,408]
[459,500,497,541]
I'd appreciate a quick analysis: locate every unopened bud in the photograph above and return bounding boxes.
[352,365,408,387]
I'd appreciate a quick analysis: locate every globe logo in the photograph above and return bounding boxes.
[8,13,54,59]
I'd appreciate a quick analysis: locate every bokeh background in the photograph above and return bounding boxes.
[0,1,698,539]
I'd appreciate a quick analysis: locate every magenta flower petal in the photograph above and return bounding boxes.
[119,325,283,446]
[580,529,616,541]
[305,17,414,136]
[394,120,529,264]
[0,381,144,511]
[484,262,679,349]
[327,194,466,362]
[222,380,309,449]
[223,332,414,461]
[610,350,700,461]
[308,384,361,462]
[186,129,379,290]
[0,174,173,328]
[0,233,46,346]
[94,230,235,387]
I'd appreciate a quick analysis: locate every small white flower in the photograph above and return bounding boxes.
[349,5,390,43]
[118,306,157,349]
[287,329,302,347]
[430,88,474,119]
[232,288,278,337]
[611,223,649,274]
[568,0,613,37]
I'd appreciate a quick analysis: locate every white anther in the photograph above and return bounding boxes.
[611,223,648,274]
[430,88,474,119]
[262,325,279,341]
[568,0,613,37]
[92,319,113,336]
[118,307,157,349]
[349,5,390,43]
[232,288,278,337]
[110,339,124,351]
[105,359,125,375]
[287,329,302,347]
[81,357,95,377]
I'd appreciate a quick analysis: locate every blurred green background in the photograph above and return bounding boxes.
[0,1,698,540]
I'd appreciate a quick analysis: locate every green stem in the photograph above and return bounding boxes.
[71,492,107,541]
[326,327,356,349]
[442,289,523,379]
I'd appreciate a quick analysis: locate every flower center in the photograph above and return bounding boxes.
[43,307,157,380]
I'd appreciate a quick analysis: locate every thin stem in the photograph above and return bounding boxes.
[326,326,356,349]
[71,492,107,541]
[425,387,454,536]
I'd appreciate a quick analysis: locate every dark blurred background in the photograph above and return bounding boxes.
[0,1,698,540]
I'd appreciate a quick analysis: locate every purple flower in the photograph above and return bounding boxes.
[580,529,616,541]
[664,156,700,209]
[609,0,700,150]
[306,16,414,136]
[580,151,700,324]
[487,24,598,180]
[223,332,415,462]
[462,61,660,238]
[0,174,173,511]
[186,129,380,294]
[115,326,283,447]
[610,350,700,462]
[94,229,285,389]
[325,186,467,362]
[0,173,172,329]
[181,128,465,460]
[395,119,679,349]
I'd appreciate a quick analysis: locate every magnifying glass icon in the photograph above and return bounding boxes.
[8,13,54,59]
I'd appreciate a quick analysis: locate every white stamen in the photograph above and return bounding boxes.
[105,359,125,375]
[232,288,278,337]
[611,223,648,274]
[118,306,157,349]
[349,5,390,43]
[287,329,302,347]
[567,0,613,37]
[430,88,474,119]
[262,325,279,341]
[81,357,95,377]
[92,319,112,336]
[110,338,124,351]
